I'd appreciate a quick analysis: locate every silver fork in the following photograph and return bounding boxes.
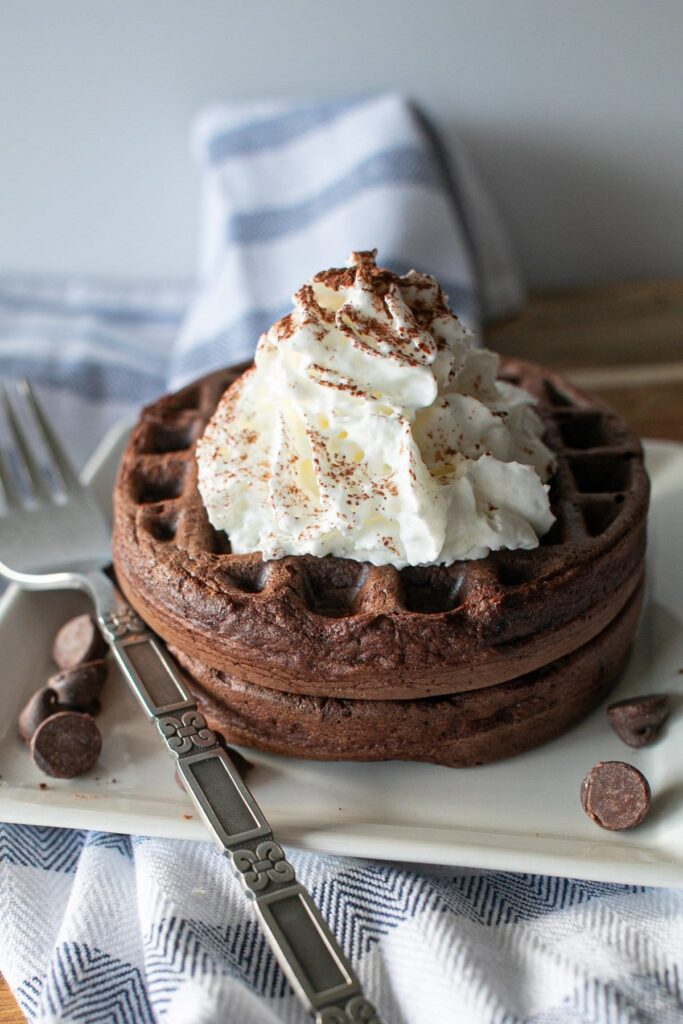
[0,379,381,1024]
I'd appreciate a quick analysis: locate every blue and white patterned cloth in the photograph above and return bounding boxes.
[170,92,522,388]
[1,94,682,1024]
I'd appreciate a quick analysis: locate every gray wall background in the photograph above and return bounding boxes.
[1,0,681,287]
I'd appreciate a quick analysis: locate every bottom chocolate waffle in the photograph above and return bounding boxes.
[171,578,643,769]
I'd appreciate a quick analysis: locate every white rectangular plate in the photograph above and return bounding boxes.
[1,428,682,887]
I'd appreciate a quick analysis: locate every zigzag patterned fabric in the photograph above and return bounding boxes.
[2,826,682,1022]
[1,95,681,1022]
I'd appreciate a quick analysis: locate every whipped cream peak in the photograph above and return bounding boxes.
[197,252,556,568]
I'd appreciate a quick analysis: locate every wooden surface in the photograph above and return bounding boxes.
[0,995,21,1024]
[487,277,683,442]
[489,278,683,368]
[1,277,682,1022]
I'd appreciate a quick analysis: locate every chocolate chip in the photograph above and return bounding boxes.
[607,693,669,748]
[18,688,60,743]
[48,660,108,713]
[30,711,102,779]
[580,760,651,831]
[52,614,107,671]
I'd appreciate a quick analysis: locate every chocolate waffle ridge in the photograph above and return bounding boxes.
[170,577,644,768]
[113,359,648,702]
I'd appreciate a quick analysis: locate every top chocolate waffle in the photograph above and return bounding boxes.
[112,359,649,701]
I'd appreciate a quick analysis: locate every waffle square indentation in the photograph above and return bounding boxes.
[581,499,622,537]
[400,566,463,613]
[163,384,202,413]
[492,552,540,587]
[140,506,178,543]
[557,411,606,450]
[137,419,197,455]
[301,558,367,617]
[568,452,632,493]
[544,379,575,408]
[222,559,268,593]
[130,460,187,504]
[539,516,565,546]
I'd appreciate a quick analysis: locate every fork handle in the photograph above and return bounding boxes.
[94,597,381,1024]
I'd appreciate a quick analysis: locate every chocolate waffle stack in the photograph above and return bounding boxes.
[113,360,648,767]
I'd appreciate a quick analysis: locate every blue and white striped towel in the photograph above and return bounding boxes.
[169,92,522,388]
[1,94,681,1024]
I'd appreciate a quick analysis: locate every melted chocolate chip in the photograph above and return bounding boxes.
[52,614,107,671]
[580,760,650,831]
[30,711,102,779]
[18,688,60,743]
[607,693,669,748]
[48,660,108,713]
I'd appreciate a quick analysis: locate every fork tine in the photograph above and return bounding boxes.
[0,446,22,508]
[18,380,81,492]
[0,383,53,502]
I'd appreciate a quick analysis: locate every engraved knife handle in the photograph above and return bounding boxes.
[96,600,382,1024]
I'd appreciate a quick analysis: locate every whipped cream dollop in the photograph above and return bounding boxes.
[197,251,556,568]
